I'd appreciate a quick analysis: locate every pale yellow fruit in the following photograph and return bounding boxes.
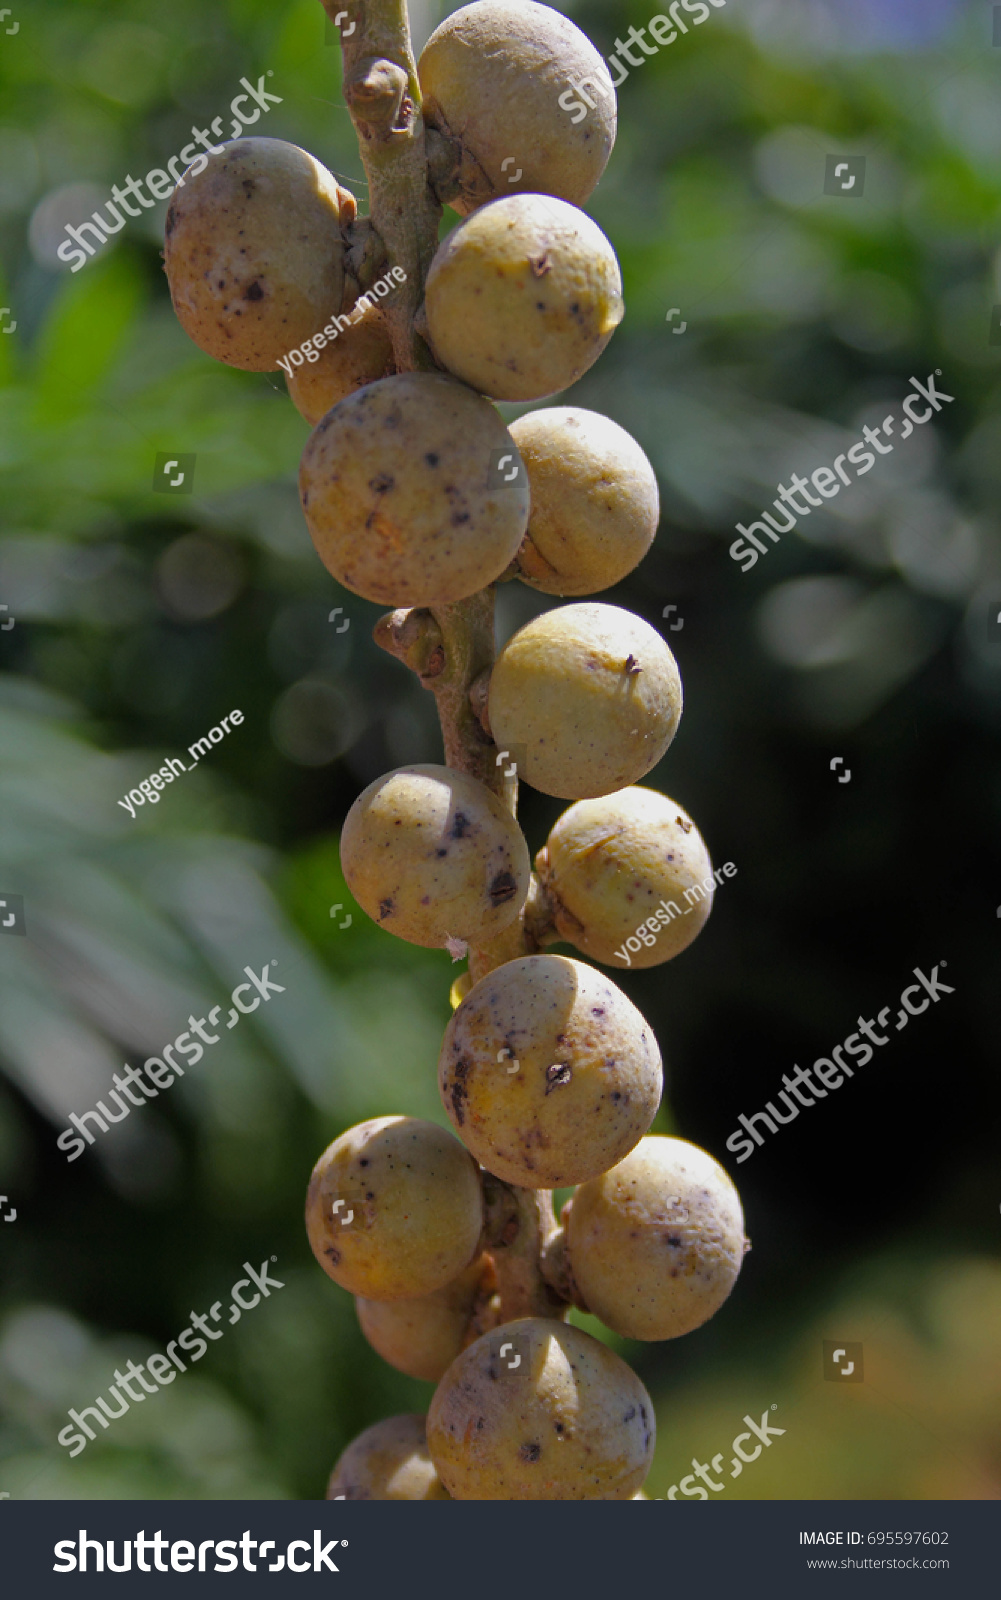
[340,764,530,951]
[535,788,715,970]
[439,954,661,1189]
[356,1255,490,1383]
[164,138,353,372]
[419,0,615,216]
[564,1136,749,1341]
[510,408,659,596]
[327,1414,450,1500]
[286,298,395,425]
[305,1116,484,1301]
[488,603,683,799]
[427,1318,654,1499]
[423,195,623,402]
[299,372,529,605]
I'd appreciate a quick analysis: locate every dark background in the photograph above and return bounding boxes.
[0,0,999,1500]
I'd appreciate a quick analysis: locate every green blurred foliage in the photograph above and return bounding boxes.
[0,0,999,1500]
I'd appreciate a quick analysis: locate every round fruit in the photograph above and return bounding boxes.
[164,138,354,372]
[327,1413,450,1500]
[299,372,529,605]
[340,764,530,951]
[356,1255,489,1383]
[419,0,616,216]
[439,954,661,1189]
[488,603,683,799]
[286,297,395,425]
[563,1136,748,1341]
[423,194,623,402]
[305,1116,484,1301]
[535,788,715,969]
[427,1318,654,1499]
[510,408,659,596]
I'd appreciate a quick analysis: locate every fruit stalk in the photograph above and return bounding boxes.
[327,0,441,369]
[479,1175,568,1321]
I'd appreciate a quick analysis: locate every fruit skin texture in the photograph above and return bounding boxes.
[510,408,659,596]
[418,0,616,217]
[535,787,714,969]
[164,138,353,372]
[488,603,683,800]
[305,1116,484,1301]
[299,372,529,606]
[427,1317,654,1499]
[423,194,623,402]
[439,954,662,1189]
[286,299,395,425]
[564,1136,748,1341]
[340,764,530,951]
[327,1413,450,1500]
[356,1255,489,1383]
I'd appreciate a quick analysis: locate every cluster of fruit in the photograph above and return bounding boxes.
[162,0,748,1500]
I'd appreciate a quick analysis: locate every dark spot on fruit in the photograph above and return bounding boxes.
[611,1091,622,1102]
[554,1422,564,1435]
[165,208,177,237]
[676,816,692,833]
[624,654,642,676]
[489,870,518,906]
[591,1006,605,1017]
[449,812,471,840]
[529,254,551,277]
[378,897,394,920]
[217,280,225,290]
[623,1407,636,1423]
[666,1235,682,1247]
[451,511,471,526]
[450,1058,471,1125]
[519,1442,541,1462]
[242,178,255,197]
[425,452,440,466]
[369,473,394,494]
[244,281,264,301]
[365,1191,374,1200]
[545,1062,572,1094]
[436,847,448,858]
[359,1158,369,1167]
[476,1417,485,1430]
[324,1246,341,1265]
